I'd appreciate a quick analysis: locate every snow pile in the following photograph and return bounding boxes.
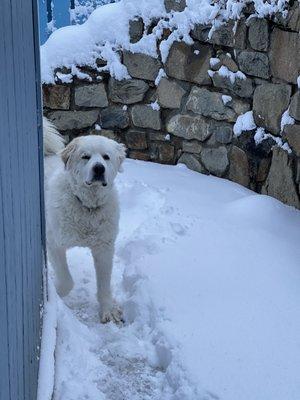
[45,159,300,400]
[209,57,220,68]
[37,280,57,400]
[208,65,246,84]
[216,65,246,83]
[71,0,118,24]
[222,94,232,105]
[233,110,292,153]
[254,127,292,153]
[281,109,295,132]
[233,110,256,136]
[155,68,167,86]
[150,100,161,110]
[41,0,290,83]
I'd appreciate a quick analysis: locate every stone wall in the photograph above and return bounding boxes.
[43,0,300,208]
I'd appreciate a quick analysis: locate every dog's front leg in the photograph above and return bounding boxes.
[48,244,74,297]
[91,245,123,324]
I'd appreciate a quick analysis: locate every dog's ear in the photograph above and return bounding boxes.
[116,143,127,172]
[61,138,79,167]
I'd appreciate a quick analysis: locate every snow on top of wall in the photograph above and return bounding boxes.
[41,0,290,84]
[41,0,165,83]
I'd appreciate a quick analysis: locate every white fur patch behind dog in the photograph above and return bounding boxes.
[43,117,65,155]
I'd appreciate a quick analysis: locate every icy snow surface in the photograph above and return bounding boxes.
[48,159,300,400]
[41,0,290,83]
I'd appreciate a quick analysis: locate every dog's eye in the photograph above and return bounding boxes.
[81,154,90,160]
[103,154,110,161]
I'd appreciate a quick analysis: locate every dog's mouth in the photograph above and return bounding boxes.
[85,178,107,187]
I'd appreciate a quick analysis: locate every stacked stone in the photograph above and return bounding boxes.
[43,0,300,208]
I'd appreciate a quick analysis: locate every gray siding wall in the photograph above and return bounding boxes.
[0,1,44,399]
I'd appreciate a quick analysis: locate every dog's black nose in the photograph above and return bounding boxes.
[93,163,105,179]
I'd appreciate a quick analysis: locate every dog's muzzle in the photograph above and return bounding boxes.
[86,163,107,186]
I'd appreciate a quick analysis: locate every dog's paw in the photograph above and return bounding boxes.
[55,277,74,298]
[100,304,124,324]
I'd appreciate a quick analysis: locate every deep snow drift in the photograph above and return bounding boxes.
[41,159,300,400]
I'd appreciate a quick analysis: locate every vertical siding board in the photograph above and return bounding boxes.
[0,178,10,400]
[0,0,44,399]
[2,2,22,397]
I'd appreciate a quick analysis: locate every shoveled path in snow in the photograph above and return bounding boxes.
[52,160,201,400]
[51,159,300,400]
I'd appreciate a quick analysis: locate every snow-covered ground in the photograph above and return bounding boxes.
[42,159,300,400]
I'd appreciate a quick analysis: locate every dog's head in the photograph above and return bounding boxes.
[61,135,126,188]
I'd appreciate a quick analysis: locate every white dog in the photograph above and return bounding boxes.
[44,117,126,323]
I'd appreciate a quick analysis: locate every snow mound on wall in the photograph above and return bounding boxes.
[41,0,289,83]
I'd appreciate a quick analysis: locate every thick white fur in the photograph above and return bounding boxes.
[44,118,126,323]
[43,116,65,155]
